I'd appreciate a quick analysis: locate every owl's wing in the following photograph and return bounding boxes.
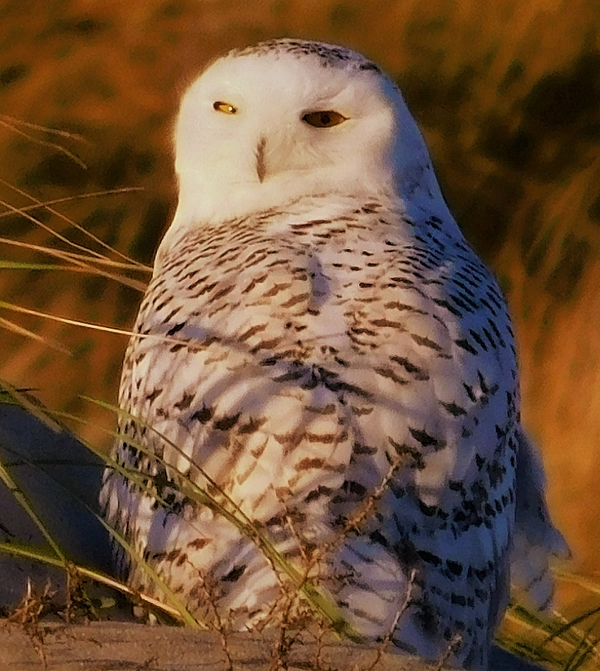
[510,428,570,610]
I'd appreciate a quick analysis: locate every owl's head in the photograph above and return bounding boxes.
[171,39,450,232]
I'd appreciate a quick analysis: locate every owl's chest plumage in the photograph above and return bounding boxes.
[126,196,516,449]
[105,195,518,668]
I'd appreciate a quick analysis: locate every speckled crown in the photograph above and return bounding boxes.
[228,38,381,72]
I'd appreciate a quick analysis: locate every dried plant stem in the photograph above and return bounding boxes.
[0,186,144,220]
[362,568,417,671]
[0,177,148,269]
[0,115,87,141]
[6,578,56,670]
[0,116,87,168]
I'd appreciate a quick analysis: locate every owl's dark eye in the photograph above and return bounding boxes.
[302,111,347,128]
[213,101,237,114]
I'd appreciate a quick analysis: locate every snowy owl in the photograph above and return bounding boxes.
[100,39,568,668]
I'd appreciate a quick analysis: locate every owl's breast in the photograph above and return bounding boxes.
[138,205,516,404]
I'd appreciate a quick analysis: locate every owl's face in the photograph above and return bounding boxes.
[176,46,397,186]
[168,40,450,239]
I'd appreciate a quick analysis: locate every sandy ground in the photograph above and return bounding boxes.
[0,621,547,671]
[0,623,445,671]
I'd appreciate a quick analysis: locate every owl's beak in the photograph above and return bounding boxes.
[255,135,267,183]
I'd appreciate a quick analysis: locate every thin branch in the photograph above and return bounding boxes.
[363,568,418,671]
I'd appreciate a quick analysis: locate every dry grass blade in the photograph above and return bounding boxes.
[0,302,219,349]
[0,116,87,169]
[0,178,149,269]
[95,511,204,627]
[0,455,65,565]
[0,186,144,220]
[0,380,63,433]
[0,261,89,271]
[1,195,113,263]
[0,236,152,274]
[0,315,71,355]
[540,607,600,657]
[0,115,87,142]
[0,302,150,337]
[0,252,148,290]
[554,570,600,598]
[563,613,600,671]
[499,603,600,671]
[0,540,185,622]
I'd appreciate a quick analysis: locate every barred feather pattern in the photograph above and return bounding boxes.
[103,192,529,668]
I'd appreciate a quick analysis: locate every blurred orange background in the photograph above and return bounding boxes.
[1,0,599,621]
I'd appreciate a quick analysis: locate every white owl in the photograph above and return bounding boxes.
[100,39,568,669]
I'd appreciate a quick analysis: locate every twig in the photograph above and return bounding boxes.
[434,632,463,671]
[184,563,234,671]
[7,578,57,670]
[363,568,417,671]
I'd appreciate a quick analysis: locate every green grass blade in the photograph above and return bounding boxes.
[0,457,66,564]
[0,379,64,432]
[0,431,202,628]
[0,540,188,622]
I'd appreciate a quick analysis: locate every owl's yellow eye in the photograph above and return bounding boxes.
[213,101,237,114]
[302,110,347,128]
